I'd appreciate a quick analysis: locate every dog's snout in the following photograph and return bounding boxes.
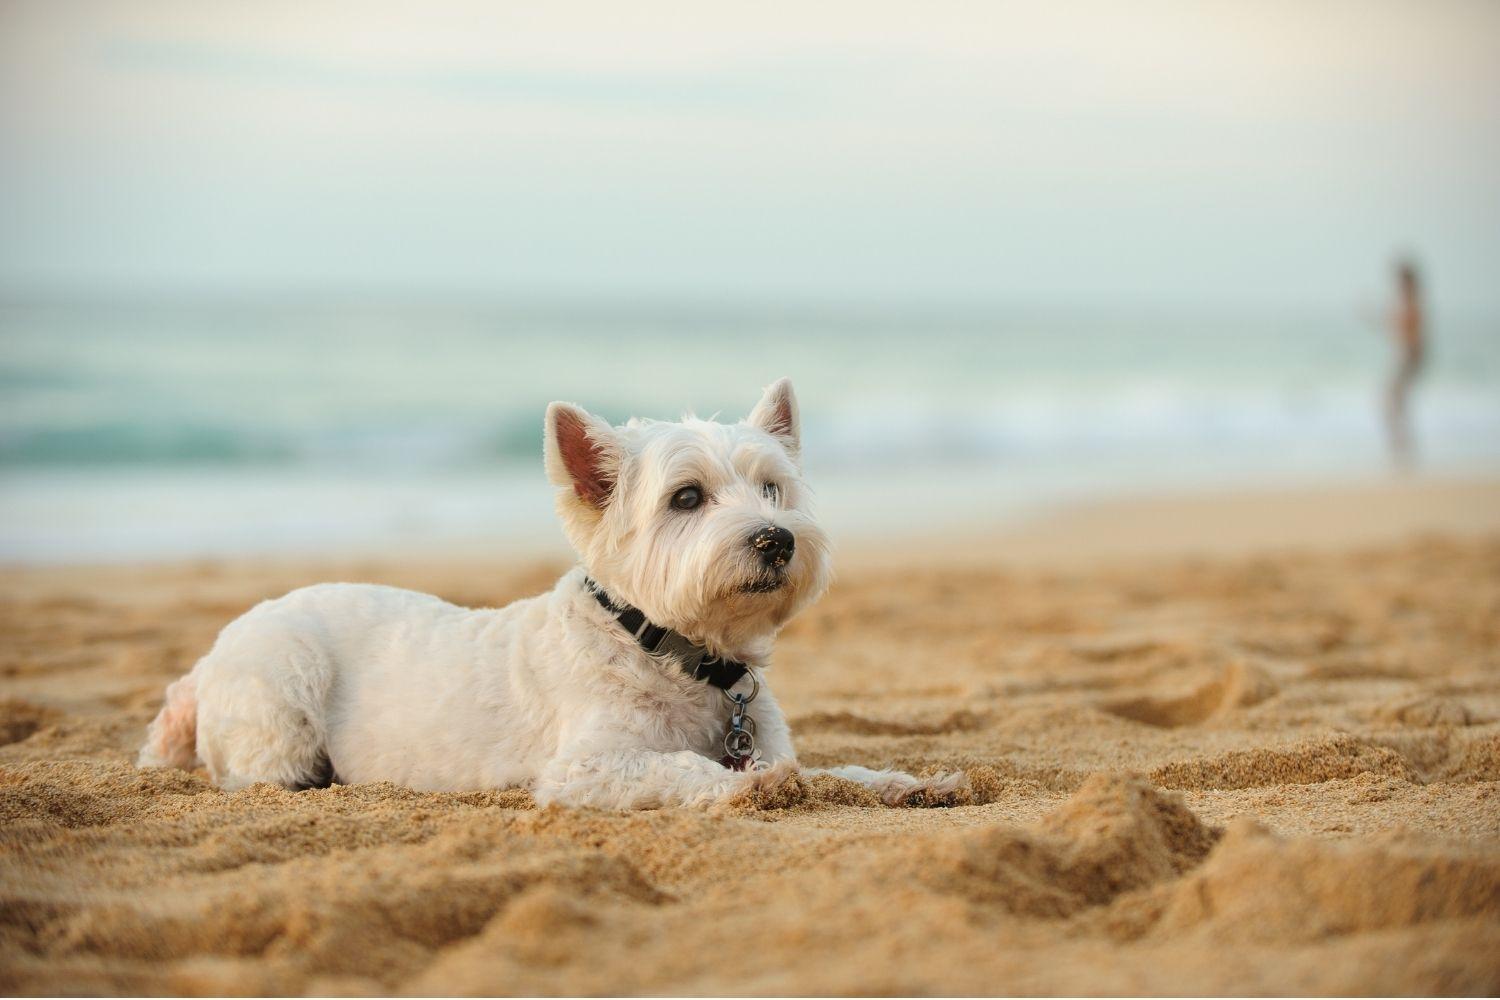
[750,525,795,568]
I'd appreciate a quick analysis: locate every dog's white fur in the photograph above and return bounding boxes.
[139,380,962,808]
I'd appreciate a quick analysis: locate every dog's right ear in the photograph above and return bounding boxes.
[748,376,800,460]
[544,402,619,509]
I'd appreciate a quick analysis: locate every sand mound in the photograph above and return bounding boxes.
[912,775,1218,916]
[0,700,63,747]
[789,708,988,736]
[1150,734,1418,789]
[1124,819,1500,943]
[48,836,659,982]
[1103,659,1279,728]
[1374,695,1478,728]
[1451,733,1500,781]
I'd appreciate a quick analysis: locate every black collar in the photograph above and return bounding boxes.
[584,578,750,691]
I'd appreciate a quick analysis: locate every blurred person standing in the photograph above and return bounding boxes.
[1384,258,1426,469]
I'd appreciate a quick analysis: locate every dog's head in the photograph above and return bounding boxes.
[543,378,831,654]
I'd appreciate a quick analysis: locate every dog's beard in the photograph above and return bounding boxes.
[739,569,787,594]
[706,548,830,637]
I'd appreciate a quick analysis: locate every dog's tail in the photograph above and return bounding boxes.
[137,674,199,770]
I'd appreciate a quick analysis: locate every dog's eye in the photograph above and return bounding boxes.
[761,482,780,502]
[670,485,703,511]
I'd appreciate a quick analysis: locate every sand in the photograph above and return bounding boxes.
[3,480,1500,995]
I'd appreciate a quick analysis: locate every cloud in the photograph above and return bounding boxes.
[97,36,829,113]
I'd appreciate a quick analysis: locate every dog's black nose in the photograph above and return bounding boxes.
[750,525,795,568]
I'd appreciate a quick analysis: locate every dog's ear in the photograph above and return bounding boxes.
[544,402,619,509]
[747,377,800,458]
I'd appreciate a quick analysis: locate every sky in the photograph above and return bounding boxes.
[2,0,1498,311]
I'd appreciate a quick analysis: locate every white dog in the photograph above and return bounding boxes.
[138,379,963,809]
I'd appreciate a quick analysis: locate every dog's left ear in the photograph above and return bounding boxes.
[747,377,800,459]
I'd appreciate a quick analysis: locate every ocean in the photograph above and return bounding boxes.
[2,298,1497,563]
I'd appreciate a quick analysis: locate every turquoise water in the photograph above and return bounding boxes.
[3,299,1498,561]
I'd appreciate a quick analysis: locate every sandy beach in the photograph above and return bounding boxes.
[3,478,1499,995]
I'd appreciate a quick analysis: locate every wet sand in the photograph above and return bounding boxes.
[3,480,1499,995]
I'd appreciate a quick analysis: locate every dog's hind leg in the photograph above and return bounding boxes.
[805,764,969,806]
[197,694,333,792]
[192,635,336,792]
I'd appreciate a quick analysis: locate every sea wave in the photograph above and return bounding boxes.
[3,385,1498,471]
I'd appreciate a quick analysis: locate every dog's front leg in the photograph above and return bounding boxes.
[534,749,795,810]
[741,682,796,766]
[737,691,965,806]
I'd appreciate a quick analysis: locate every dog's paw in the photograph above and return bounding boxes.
[878,769,971,807]
[716,760,805,812]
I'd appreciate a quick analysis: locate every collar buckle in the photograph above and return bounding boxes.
[651,630,708,675]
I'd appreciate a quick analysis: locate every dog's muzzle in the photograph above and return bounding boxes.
[743,525,795,594]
